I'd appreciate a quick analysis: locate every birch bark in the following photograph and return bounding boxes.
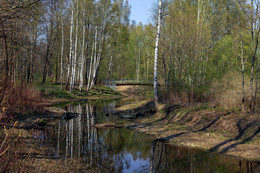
[154,0,162,104]
[87,26,97,90]
[66,8,74,89]
[70,0,78,93]
[79,0,86,91]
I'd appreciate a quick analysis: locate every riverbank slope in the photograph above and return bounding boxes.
[107,100,260,161]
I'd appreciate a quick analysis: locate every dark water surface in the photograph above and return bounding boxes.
[39,100,260,172]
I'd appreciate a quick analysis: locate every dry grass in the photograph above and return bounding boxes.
[210,71,259,110]
[0,109,30,172]
[0,79,44,115]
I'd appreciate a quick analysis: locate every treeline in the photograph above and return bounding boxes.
[103,0,260,112]
[0,0,130,91]
[0,0,259,111]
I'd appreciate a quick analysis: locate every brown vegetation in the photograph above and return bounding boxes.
[0,78,44,116]
[160,71,259,113]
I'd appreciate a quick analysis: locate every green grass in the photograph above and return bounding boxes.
[35,84,122,99]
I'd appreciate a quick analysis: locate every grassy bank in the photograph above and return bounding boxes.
[105,100,260,161]
[35,84,122,104]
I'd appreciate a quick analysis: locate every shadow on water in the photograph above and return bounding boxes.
[36,100,260,172]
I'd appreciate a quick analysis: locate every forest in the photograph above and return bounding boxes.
[1,0,260,172]
[0,0,259,112]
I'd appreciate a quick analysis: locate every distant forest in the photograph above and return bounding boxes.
[0,0,259,111]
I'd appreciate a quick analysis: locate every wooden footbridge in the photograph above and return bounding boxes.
[103,79,153,90]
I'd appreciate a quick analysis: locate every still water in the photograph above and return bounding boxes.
[38,100,260,172]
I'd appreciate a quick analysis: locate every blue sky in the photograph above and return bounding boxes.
[128,0,155,24]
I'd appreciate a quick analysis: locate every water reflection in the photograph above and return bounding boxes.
[150,141,260,173]
[53,102,151,172]
[41,101,260,172]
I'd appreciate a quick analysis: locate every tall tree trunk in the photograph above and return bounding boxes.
[28,23,33,83]
[161,48,168,91]
[154,0,162,104]
[66,8,74,90]
[70,1,78,93]
[87,26,97,90]
[42,26,52,84]
[107,49,113,80]
[253,58,259,112]
[91,18,105,89]
[241,40,245,112]
[249,29,260,111]
[79,0,86,91]
[60,11,64,89]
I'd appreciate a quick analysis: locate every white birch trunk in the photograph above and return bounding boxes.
[70,1,78,93]
[107,54,113,80]
[87,26,97,90]
[154,0,162,103]
[107,44,114,80]
[79,0,86,91]
[67,8,74,89]
[91,36,103,88]
[90,8,106,89]
[197,0,201,25]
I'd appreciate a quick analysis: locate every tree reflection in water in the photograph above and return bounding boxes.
[42,101,260,172]
[150,140,260,173]
[53,101,151,172]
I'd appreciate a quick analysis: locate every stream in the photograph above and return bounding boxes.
[36,100,260,172]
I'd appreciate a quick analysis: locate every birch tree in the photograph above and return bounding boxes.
[154,0,162,104]
[70,0,79,93]
[66,5,74,90]
[79,0,86,91]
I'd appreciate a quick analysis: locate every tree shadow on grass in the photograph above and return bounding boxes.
[155,112,231,143]
[149,104,183,124]
[220,124,260,154]
[127,104,182,129]
[209,119,256,152]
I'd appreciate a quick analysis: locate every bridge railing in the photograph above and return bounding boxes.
[103,79,153,85]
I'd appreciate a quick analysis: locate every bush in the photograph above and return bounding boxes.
[0,78,43,114]
[209,70,260,110]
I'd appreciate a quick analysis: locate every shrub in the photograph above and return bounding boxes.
[0,78,43,114]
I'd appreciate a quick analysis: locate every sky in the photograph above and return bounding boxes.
[128,0,155,25]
